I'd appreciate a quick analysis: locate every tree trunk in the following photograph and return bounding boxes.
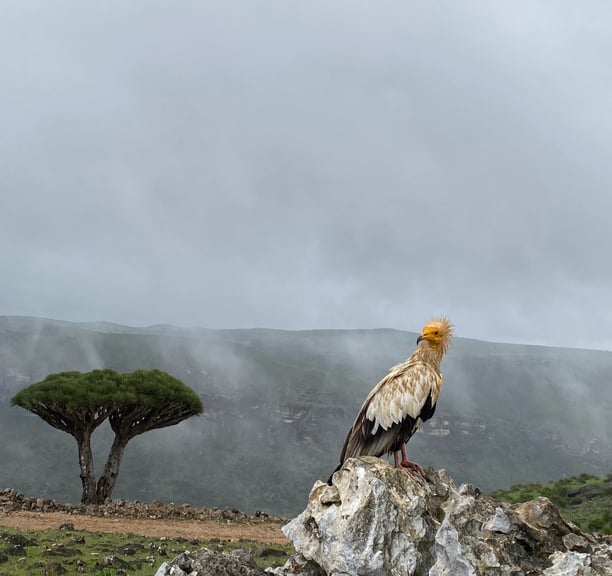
[96,433,127,503]
[75,429,97,504]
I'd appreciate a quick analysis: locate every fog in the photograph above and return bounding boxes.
[1,317,609,515]
[1,2,612,350]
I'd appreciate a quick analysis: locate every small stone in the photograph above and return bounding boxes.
[153,561,171,576]
[562,533,590,553]
[59,523,75,531]
[543,550,591,575]
[7,544,27,556]
[484,507,512,534]
[42,561,67,575]
[317,484,341,506]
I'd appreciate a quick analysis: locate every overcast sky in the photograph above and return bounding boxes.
[1,1,611,349]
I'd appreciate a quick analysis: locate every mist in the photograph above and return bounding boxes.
[1,0,612,515]
[0,2,612,350]
[1,317,610,515]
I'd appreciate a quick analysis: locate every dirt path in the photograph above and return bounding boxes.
[0,511,289,544]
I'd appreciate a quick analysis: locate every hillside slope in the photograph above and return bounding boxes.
[0,316,610,516]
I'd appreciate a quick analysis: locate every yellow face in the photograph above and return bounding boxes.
[416,317,453,348]
[419,326,444,345]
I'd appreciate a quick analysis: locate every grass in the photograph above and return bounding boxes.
[0,526,293,576]
[490,472,612,534]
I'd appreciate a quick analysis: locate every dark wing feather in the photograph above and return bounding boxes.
[327,360,442,484]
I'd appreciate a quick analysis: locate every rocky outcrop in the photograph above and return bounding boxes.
[272,458,611,576]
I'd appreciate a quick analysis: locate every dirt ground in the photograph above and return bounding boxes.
[0,510,289,544]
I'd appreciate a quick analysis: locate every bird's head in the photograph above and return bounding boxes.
[416,317,453,354]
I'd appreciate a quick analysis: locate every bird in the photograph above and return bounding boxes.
[327,317,453,484]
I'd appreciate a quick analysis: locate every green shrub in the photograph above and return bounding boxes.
[490,472,612,534]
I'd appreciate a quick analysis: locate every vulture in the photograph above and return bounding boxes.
[328,317,453,484]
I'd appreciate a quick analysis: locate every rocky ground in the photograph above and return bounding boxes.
[0,488,288,544]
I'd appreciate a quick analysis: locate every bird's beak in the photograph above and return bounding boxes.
[416,335,424,345]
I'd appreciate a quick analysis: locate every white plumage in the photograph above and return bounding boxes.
[328,317,452,483]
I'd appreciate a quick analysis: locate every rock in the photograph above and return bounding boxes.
[484,507,512,534]
[42,546,82,557]
[2,533,37,547]
[7,544,27,556]
[156,548,267,576]
[265,554,323,576]
[58,523,75,531]
[275,458,612,576]
[562,533,590,553]
[42,561,67,575]
[0,487,285,523]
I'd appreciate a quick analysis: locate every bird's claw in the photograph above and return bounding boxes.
[399,460,427,483]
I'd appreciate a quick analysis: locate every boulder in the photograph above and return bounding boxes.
[272,458,611,576]
[155,548,266,576]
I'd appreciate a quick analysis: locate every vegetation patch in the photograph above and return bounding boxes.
[490,472,612,534]
[0,527,292,575]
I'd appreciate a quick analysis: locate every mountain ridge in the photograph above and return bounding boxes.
[1,315,610,516]
[4,315,612,352]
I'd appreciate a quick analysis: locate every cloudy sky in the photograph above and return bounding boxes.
[1,1,611,349]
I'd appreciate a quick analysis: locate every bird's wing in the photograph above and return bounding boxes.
[338,360,442,462]
[363,360,441,436]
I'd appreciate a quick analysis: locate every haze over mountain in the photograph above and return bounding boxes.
[2,2,612,351]
[1,316,609,517]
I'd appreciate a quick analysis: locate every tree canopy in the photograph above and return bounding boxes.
[12,368,203,504]
[11,369,123,434]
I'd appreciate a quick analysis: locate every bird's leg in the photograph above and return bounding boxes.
[399,444,426,477]
[393,450,402,468]
[392,446,424,483]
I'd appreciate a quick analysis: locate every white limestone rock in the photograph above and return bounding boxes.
[275,458,611,576]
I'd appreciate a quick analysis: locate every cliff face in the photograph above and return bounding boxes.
[273,459,611,576]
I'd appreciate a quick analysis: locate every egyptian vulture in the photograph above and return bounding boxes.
[328,317,453,484]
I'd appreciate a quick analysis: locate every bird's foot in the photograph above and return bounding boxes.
[400,460,426,481]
